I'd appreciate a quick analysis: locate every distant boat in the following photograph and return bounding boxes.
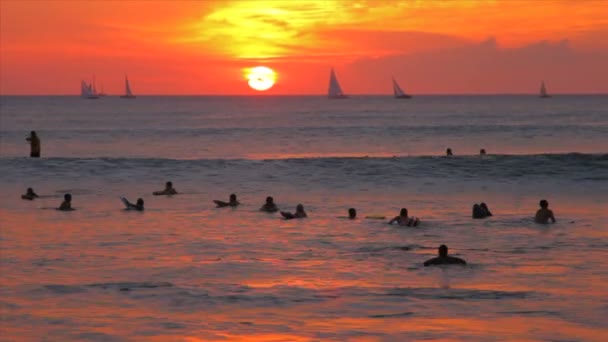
[539,80,551,98]
[80,80,99,99]
[392,77,412,99]
[120,76,136,99]
[328,68,348,99]
[98,83,107,97]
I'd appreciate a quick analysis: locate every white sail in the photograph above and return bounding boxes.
[392,77,412,99]
[121,75,136,98]
[125,76,133,96]
[80,80,89,97]
[81,80,98,99]
[540,81,549,97]
[328,68,347,98]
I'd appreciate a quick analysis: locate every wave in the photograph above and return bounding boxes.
[1,153,606,184]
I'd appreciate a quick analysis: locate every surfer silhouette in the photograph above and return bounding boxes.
[26,131,41,158]
[424,245,467,266]
[535,199,556,224]
[21,187,39,200]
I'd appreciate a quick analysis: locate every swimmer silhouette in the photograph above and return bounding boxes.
[153,181,177,196]
[26,131,41,158]
[472,202,492,219]
[535,199,556,224]
[58,193,73,211]
[423,245,467,266]
[348,208,357,219]
[260,196,278,213]
[480,148,486,155]
[214,193,240,208]
[446,148,453,156]
[21,187,39,200]
[124,198,144,211]
[388,208,419,227]
[281,204,307,219]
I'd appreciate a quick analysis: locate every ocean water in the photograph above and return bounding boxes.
[1,95,607,341]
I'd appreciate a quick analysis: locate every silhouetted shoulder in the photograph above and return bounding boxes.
[424,256,467,266]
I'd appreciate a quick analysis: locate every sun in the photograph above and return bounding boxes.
[244,66,276,91]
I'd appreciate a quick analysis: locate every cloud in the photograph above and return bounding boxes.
[342,38,608,94]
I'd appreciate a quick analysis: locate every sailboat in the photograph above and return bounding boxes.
[539,80,551,98]
[120,76,136,99]
[80,80,99,99]
[392,77,412,99]
[328,68,348,99]
[98,83,107,97]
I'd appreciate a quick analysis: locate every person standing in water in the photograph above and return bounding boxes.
[153,181,177,196]
[348,208,357,219]
[535,199,556,224]
[472,202,492,219]
[260,196,278,213]
[281,204,307,219]
[58,193,73,211]
[424,245,467,266]
[26,131,41,158]
[388,208,420,227]
[446,148,453,156]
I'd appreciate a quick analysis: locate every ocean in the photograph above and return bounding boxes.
[1,95,607,341]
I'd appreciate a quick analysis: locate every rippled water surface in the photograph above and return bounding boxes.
[1,96,607,341]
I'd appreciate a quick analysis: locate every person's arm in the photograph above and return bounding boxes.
[550,210,556,223]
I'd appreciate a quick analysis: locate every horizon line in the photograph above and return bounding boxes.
[1,92,607,97]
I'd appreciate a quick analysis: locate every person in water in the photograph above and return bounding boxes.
[423,244,467,266]
[21,187,39,200]
[281,204,307,219]
[58,193,73,211]
[472,202,493,219]
[480,148,486,155]
[153,181,177,196]
[214,193,240,208]
[388,208,419,227]
[535,199,556,224]
[26,131,41,158]
[348,208,357,219]
[260,196,278,213]
[124,198,144,211]
[446,148,453,156]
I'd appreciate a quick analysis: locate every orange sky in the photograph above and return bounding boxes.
[1,0,607,95]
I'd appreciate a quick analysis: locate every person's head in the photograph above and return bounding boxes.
[480,149,486,155]
[136,198,144,207]
[539,199,549,208]
[480,202,489,211]
[439,244,448,257]
[446,148,453,156]
[348,208,356,219]
[165,181,173,189]
[230,193,237,202]
[26,187,34,195]
[64,193,72,202]
[400,208,408,217]
[30,131,37,137]
[296,204,304,213]
[266,196,274,204]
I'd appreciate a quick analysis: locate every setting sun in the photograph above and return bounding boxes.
[244,66,276,91]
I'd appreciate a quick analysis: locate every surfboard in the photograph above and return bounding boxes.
[120,197,130,209]
[280,212,295,220]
